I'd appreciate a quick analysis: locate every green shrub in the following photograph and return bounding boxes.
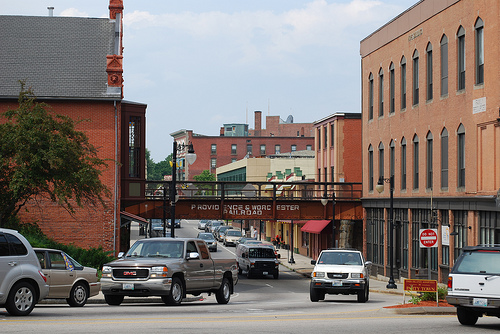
[418,287,448,302]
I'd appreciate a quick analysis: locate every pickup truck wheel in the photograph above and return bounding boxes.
[457,307,478,326]
[5,281,36,316]
[67,282,88,307]
[215,277,231,304]
[246,268,253,279]
[163,277,183,306]
[273,271,279,279]
[104,294,124,306]
[238,266,242,275]
[357,284,369,303]
[310,284,323,302]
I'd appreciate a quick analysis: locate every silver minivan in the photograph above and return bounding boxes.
[0,228,49,315]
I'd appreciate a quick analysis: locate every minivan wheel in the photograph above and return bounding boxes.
[5,282,37,316]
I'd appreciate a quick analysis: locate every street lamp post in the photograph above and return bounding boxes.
[376,175,397,289]
[289,220,295,264]
[321,191,336,249]
[168,141,196,238]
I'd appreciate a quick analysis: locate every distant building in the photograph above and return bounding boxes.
[360,0,500,284]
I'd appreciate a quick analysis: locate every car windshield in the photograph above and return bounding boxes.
[248,248,275,258]
[126,240,184,258]
[455,250,500,274]
[198,233,214,241]
[318,252,362,265]
[227,230,242,237]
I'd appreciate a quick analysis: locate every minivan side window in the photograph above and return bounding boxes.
[6,234,27,255]
[0,235,9,256]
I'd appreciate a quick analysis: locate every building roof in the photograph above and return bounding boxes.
[0,15,119,100]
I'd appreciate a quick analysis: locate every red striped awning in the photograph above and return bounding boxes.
[300,220,331,234]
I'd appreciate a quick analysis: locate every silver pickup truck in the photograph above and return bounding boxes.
[101,237,238,306]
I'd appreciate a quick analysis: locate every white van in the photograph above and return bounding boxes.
[236,243,279,279]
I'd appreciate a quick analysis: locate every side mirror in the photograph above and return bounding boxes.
[365,261,372,266]
[311,260,317,265]
[187,252,200,260]
[117,252,124,258]
[277,254,281,259]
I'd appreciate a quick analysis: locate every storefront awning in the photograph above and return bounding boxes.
[301,220,331,234]
[120,211,148,227]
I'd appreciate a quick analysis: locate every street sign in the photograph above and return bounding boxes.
[419,228,438,248]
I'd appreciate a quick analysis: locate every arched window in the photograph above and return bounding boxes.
[378,142,385,180]
[440,128,448,189]
[457,124,465,187]
[368,145,374,191]
[426,43,433,101]
[368,73,374,120]
[379,68,384,117]
[440,35,448,96]
[401,137,407,190]
[412,50,419,105]
[389,63,395,114]
[390,140,395,177]
[426,131,433,189]
[400,56,407,110]
[475,18,484,85]
[413,134,419,190]
[457,26,466,90]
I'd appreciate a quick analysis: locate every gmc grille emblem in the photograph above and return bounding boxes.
[123,271,137,276]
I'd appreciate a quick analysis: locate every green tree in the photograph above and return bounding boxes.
[193,170,216,182]
[0,84,111,227]
[146,149,172,181]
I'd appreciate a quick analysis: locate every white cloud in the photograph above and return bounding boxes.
[60,8,90,17]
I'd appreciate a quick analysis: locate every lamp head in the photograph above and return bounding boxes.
[185,143,197,165]
[375,177,384,193]
[320,197,328,206]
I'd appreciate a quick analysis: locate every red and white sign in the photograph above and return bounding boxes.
[419,229,438,248]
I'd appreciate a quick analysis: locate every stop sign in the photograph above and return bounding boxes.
[419,229,438,248]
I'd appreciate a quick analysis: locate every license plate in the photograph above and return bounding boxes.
[263,271,268,275]
[333,280,343,286]
[123,283,134,290]
[473,298,488,307]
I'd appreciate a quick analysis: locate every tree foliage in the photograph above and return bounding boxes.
[0,84,111,227]
[146,149,172,180]
[193,170,216,182]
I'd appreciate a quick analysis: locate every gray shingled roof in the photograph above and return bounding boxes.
[0,15,120,100]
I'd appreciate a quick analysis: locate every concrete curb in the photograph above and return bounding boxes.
[380,306,456,315]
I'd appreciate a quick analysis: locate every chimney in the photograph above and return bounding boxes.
[254,111,262,137]
[47,7,54,17]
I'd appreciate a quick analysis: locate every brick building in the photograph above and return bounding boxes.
[0,1,147,253]
[361,0,500,283]
[171,111,315,180]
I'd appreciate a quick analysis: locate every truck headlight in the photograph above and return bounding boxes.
[102,266,112,278]
[151,266,168,278]
[312,272,325,278]
[351,273,363,279]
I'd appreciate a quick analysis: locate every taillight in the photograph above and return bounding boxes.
[39,270,47,283]
[447,276,452,289]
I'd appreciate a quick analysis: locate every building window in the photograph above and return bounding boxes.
[479,211,499,246]
[291,145,297,152]
[457,26,466,91]
[231,144,237,155]
[389,63,395,114]
[412,50,419,106]
[426,43,433,101]
[306,145,312,151]
[440,35,448,96]
[401,138,407,190]
[379,68,384,117]
[453,210,468,260]
[366,209,384,265]
[440,128,448,189]
[390,140,395,177]
[231,158,237,163]
[475,18,484,85]
[331,166,334,182]
[275,145,281,154]
[211,144,217,155]
[400,57,407,110]
[411,212,420,268]
[413,135,419,190]
[211,158,216,168]
[426,132,433,189]
[317,127,321,150]
[324,126,328,148]
[457,124,465,188]
[378,142,384,180]
[247,144,252,155]
[260,144,266,155]
[368,145,374,191]
[368,73,374,120]
[128,116,141,178]
[330,124,334,147]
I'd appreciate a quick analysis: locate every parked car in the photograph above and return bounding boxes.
[223,230,243,247]
[197,220,209,230]
[447,245,500,326]
[34,248,100,307]
[310,249,371,303]
[0,228,49,316]
[215,226,233,241]
[197,232,218,252]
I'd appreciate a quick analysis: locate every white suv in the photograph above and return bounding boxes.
[0,228,49,316]
[310,249,371,303]
[447,245,500,326]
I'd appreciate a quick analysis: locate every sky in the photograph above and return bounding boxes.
[2,0,419,162]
